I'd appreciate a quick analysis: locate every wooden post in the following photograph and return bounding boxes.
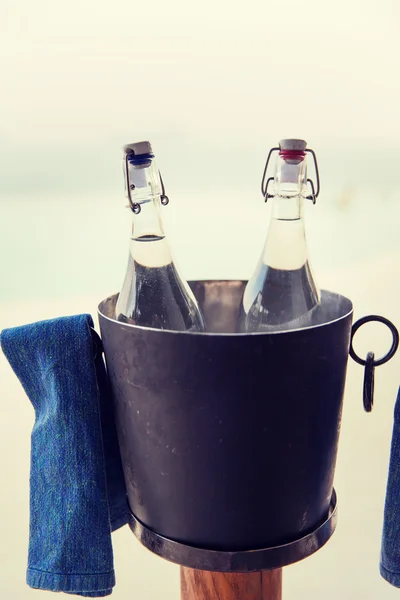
[180,567,282,600]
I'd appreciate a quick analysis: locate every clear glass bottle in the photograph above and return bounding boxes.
[115,141,205,332]
[237,138,321,333]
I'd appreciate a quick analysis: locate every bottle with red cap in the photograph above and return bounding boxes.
[236,138,321,333]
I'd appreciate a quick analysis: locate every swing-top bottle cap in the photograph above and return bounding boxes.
[123,141,153,157]
[279,139,307,151]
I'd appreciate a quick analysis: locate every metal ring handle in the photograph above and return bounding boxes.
[350,315,398,413]
[363,351,375,413]
[350,315,399,367]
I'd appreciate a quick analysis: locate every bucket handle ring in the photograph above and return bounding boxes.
[350,315,399,412]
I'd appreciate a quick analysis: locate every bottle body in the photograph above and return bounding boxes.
[115,142,205,332]
[237,139,320,333]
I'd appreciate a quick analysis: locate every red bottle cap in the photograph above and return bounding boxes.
[279,139,307,162]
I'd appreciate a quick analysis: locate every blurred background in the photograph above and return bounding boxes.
[2,0,400,598]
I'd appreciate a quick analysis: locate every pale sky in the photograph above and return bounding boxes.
[1,0,400,193]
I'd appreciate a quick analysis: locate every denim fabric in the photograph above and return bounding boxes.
[1,315,130,597]
[381,386,400,587]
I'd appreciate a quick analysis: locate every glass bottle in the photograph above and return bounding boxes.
[237,138,321,333]
[115,141,205,332]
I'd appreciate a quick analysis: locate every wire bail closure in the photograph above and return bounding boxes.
[125,154,170,215]
[261,147,321,204]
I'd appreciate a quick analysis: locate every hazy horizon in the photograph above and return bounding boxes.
[2,0,400,196]
[1,138,399,196]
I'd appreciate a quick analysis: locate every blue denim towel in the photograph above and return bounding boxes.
[0,315,130,597]
[381,386,400,587]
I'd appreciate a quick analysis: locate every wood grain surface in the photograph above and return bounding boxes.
[180,567,282,600]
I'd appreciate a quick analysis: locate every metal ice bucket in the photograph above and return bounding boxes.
[98,280,397,571]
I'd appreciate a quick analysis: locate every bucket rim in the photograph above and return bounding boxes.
[98,280,353,337]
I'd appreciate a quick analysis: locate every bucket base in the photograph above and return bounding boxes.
[129,490,337,572]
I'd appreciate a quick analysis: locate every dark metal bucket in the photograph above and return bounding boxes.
[98,280,362,569]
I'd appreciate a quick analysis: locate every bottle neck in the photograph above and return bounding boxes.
[130,199,166,241]
[272,153,307,215]
[125,154,171,267]
[262,154,309,270]
[271,193,304,221]
[125,155,166,240]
